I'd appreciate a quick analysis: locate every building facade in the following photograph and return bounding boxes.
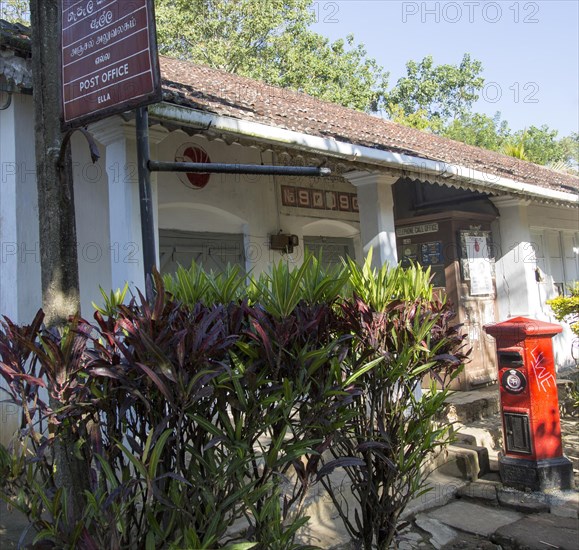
[1,23,578,444]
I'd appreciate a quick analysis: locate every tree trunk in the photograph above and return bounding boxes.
[30,0,80,327]
[30,0,89,525]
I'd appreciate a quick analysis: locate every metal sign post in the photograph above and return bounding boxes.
[136,107,157,282]
[60,1,332,287]
[136,111,332,283]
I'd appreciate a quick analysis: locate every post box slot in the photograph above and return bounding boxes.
[504,412,532,454]
[498,351,524,367]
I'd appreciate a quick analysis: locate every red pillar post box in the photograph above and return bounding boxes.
[484,317,573,491]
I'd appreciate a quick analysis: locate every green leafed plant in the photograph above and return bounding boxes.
[1,256,468,549]
[317,263,468,549]
[547,282,579,336]
[92,283,129,316]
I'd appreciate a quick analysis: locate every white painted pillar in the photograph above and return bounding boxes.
[148,124,169,262]
[491,197,535,318]
[344,171,399,268]
[89,117,167,294]
[0,94,41,446]
[0,94,41,324]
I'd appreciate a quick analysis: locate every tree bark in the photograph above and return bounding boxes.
[30,0,80,327]
[30,0,89,524]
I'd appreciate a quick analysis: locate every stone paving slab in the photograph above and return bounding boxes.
[427,500,522,537]
[549,489,579,518]
[415,514,458,549]
[457,478,500,503]
[0,502,34,549]
[496,488,551,513]
[493,513,579,550]
[402,473,468,520]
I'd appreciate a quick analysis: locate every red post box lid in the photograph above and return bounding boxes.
[484,316,563,339]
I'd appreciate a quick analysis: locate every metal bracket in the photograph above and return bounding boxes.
[149,160,331,177]
[57,127,100,169]
[0,91,12,111]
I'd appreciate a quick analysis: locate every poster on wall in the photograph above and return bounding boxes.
[464,234,494,295]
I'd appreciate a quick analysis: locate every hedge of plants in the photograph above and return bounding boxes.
[0,253,468,549]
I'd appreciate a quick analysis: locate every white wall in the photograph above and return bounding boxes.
[492,200,579,370]
[156,132,361,275]
[528,204,579,370]
[0,93,41,323]
[71,134,111,316]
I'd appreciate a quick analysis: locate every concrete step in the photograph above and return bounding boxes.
[453,422,503,471]
[439,386,500,424]
[435,442,490,481]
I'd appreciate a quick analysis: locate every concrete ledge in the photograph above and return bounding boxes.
[440,387,500,424]
[457,478,500,504]
[437,443,490,481]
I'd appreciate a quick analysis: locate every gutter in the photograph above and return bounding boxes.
[149,102,579,206]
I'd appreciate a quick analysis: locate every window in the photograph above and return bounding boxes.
[303,237,355,268]
[159,230,245,275]
[530,229,579,296]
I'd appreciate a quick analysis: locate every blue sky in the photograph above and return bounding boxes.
[311,0,579,137]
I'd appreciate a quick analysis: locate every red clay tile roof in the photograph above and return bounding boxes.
[0,23,576,199]
[159,56,579,197]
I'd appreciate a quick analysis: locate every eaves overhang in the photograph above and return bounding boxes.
[149,101,579,208]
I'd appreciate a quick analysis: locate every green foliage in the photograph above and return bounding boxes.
[560,132,579,170]
[317,260,466,549]
[442,112,511,151]
[387,55,576,168]
[511,125,573,166]
[0,256,468,549]
[502,132,529,160]
[385,54,484,124]
[387,104,440,132]
[163,262,246,306]
[344,250,434,310]
[0,0,29,24]
[92,283,129,316]
[547,282,579,336]
[154,0,388,111]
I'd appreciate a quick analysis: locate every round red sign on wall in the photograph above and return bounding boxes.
[175,144,211,189]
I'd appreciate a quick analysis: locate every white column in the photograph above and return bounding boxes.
[0,94,41,324]
[344,171,399,268]
[89,117,167,293]
[148,124,169,262]
[0,95,41,447]
[491,197,535,318]
[90,119,143,291]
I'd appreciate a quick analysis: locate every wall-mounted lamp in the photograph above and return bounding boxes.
[270,233,299,254]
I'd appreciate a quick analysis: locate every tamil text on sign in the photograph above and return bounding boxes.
[61,0,161,128]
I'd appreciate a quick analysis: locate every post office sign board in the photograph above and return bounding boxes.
[61,0,162,128]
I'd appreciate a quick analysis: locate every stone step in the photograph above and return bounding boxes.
[435,442,490,481]
[439,387,500,424]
